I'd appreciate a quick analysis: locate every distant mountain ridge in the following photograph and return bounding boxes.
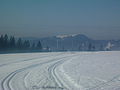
[22,34,120,51]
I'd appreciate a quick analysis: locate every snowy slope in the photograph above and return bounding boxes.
[0,51,120,90]
[60,51,120,90]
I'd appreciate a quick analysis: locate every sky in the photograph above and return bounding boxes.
[0,0,120,40]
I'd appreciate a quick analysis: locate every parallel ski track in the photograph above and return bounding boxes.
[47,54,79,90]
[1,53,73,90]
[48,58,69,90]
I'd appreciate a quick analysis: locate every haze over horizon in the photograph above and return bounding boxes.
[0,0,120,40]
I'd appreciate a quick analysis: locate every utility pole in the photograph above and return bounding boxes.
[57,39,59,50]
[72,39,73,51]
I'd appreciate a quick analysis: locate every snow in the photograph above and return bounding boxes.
[60,51,120,90]
[0,51,120,90]
[105,42,114,50]
[56,34,78,39]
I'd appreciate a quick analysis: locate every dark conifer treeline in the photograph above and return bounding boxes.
[0,34,42,52]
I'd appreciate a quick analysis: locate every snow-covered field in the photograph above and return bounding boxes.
[0,51,120,90]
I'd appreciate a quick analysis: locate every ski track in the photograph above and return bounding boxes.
[24,54,76,90]
[47,57,69,90]
[1,53,74,90]
[0,51,120,90]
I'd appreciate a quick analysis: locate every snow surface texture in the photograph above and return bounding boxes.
[0,51,120,90]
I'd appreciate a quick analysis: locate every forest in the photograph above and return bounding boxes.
[0,34,43,53]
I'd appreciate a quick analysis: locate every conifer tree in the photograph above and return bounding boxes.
[32,43,35,49]
[0,35,4,49]
[9,36,15,48]
[3,34,8,49]
[16,38,23,49]
[23,40,30,49]
[36,41,42,50]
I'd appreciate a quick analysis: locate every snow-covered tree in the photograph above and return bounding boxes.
[105,42,113,51]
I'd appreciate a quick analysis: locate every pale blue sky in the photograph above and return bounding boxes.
[0,0,120,39]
